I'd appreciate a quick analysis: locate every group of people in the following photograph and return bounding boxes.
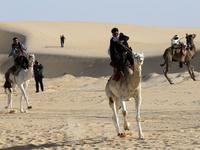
[5,28,187,90]
[5,34,67,92]
[5,37,44,93]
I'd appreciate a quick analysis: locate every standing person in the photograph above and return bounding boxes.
[60,35,66,47]
[5,37,28,82]
[33,60,44,93]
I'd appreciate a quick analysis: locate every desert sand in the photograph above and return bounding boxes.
[0,22,200,149]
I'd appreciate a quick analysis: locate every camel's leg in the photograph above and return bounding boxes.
[7,88,15,113]
[19,94,24,113]
[19,81,30,112]
[109,97,121,135]
[20,83,27,112]
[119,97,130,131]
[5,89,11,109]
[164,61,173,84]
[186,62,195,81]
[18,84,31,113]
[191,65,195,78]
[134,88,144,139]
[7,89,12,109]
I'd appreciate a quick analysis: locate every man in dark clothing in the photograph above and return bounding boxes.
[60,35,66,47]
[108,28,134,77]
[34,60,44,93]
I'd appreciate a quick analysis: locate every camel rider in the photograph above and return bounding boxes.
[108,27,134,78]
[5,37,28,81]
[171,34,187,56]
[171,35,181,46]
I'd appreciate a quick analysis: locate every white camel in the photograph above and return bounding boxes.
[4,54,35,113]
[105,52,144,139]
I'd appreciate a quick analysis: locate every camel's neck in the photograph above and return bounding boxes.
[130,66,142,89]
[28,66,33,79]
[190,44,196,51]
[24,62,34,80]
[188,44,196,57]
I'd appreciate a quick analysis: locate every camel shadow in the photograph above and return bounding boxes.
[1,143,61,150]
[1,137,113,150]
[45,46,61,48]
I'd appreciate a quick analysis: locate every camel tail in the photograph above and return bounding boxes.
[160,61,166,67]
[4,80,12,91]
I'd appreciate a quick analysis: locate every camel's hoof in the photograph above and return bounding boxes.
[118,133,124,136]
[20,110,26,113]
[27,106,32,109]
[124,122,130,130]
[139,135,145,140]
[9,110,16,113]
[5,106,8,109]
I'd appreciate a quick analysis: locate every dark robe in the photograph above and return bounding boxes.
[110,33,134,71]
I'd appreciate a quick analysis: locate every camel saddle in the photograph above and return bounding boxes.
[110,61,134,81]
[172,44,187,56]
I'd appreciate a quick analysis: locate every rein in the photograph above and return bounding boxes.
[118,42,133,55]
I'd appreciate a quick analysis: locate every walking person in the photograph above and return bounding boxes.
[60,35,66,47]
[34,60,44,93]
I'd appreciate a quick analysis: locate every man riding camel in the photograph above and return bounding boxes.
[171,34,188,55]
[171,34,188,68]
[5,37,28,82]
[108,27,134,81]
[171,35,181,46]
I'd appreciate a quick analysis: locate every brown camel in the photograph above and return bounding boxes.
[160,33,196,84]
[105,52,144,139]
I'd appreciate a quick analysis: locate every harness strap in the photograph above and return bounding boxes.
[14,74,17,83]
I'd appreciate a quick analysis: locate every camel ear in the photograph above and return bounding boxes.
[139,52,144,57]
[193,34,196,38]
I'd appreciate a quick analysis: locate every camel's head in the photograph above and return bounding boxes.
[133,52,144,68]
[28,54,35,64]
[186,33,196,45]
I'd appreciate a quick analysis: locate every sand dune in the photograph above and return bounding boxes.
[1,21,200,78]
[0,22,200,149]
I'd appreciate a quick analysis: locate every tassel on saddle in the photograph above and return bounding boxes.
[4,80,12,89]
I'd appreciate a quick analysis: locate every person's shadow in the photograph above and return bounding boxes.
[45,46,61,48]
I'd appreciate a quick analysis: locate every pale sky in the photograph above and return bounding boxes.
[0,0,200,27]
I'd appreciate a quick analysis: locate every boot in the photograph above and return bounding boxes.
[179,62,183,68]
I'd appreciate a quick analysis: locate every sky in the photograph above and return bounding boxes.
[0,0,200,27]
